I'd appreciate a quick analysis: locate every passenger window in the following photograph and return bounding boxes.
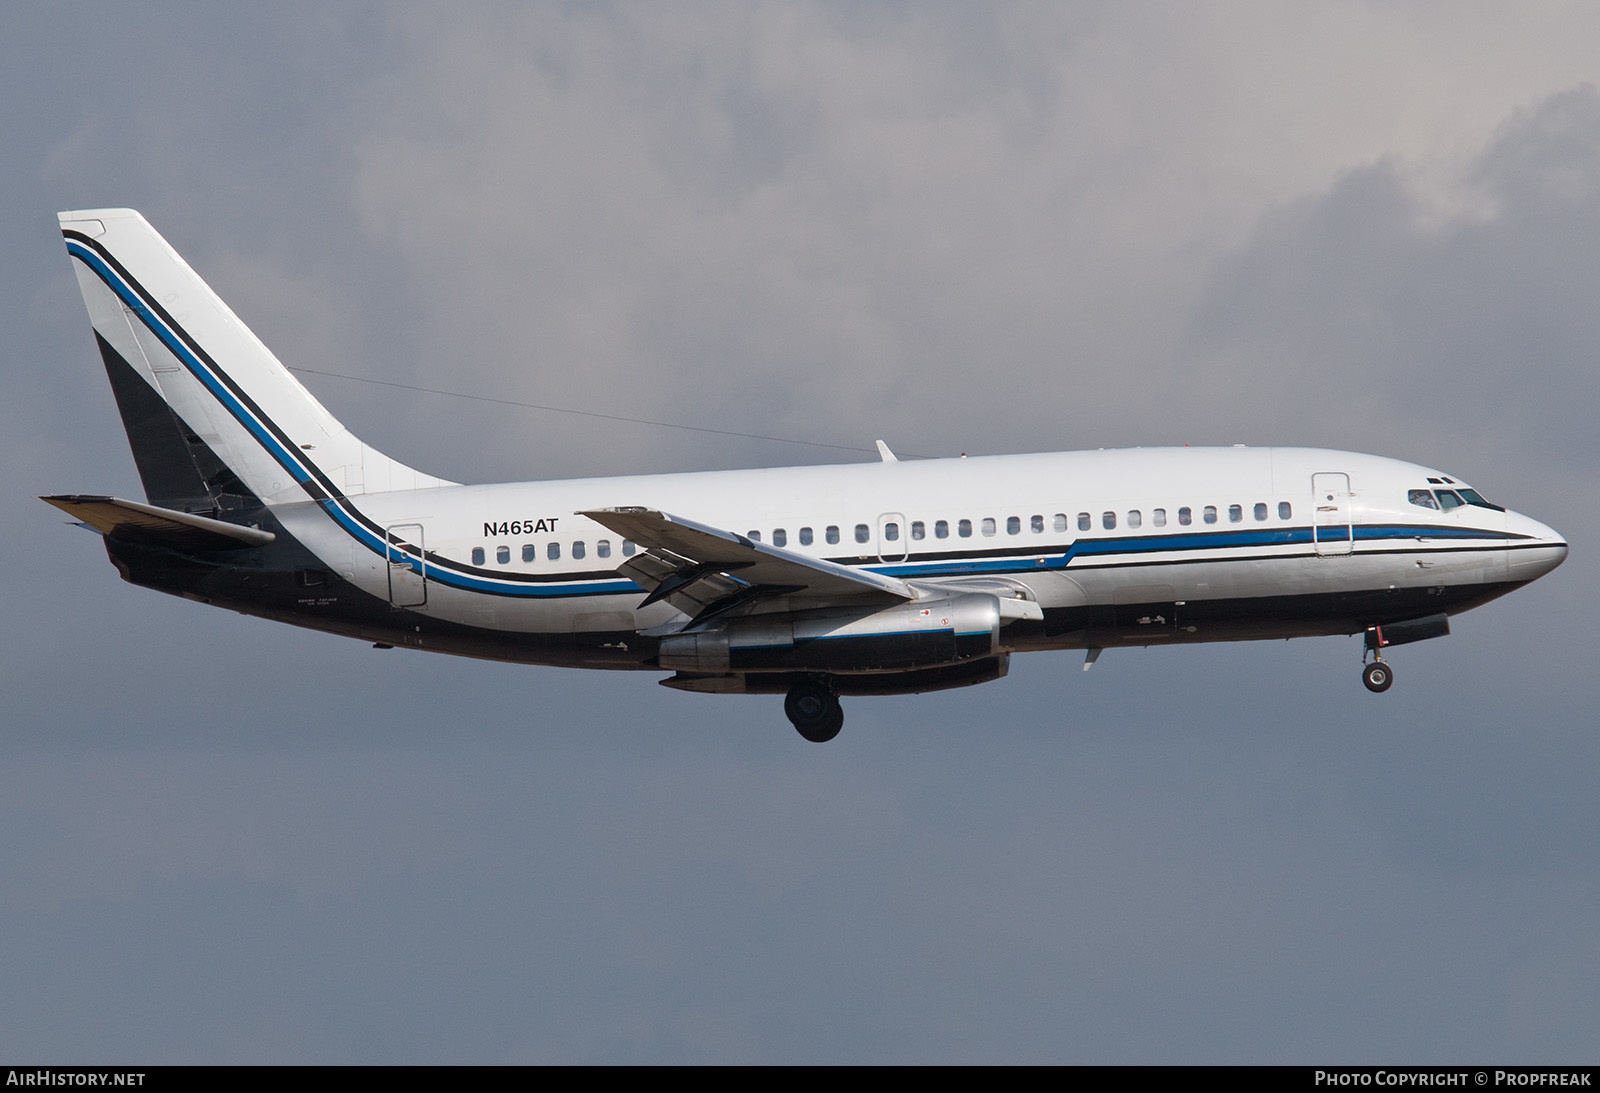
[1409,489,1440,510]
[773,528,787,547]
[522,544,537,563]
[497,545,510,564]
[1278,501,1292,520]
[1203,506,1217,525]
[1102,511,1117,530]
[547,542,561,561]
[622,540,636,557]
[826,525,840,545]
[1077,513,1091,531]
[572,541,586,560]
[799,526,813,546]
[1228,504,1242,523]
[1254,503,1268,521]
[1127,510,1141,529]
[884,522,899,542]
[472,547,485,565]
[1152,508,1166,527]
[935,520,949,539]
[597,540,611,559]
[1436,490,1464,511]
[1178,506,1192,526]
[1007,516,1021,535]
[1031,514,1044,534]
[1054,513,1069,533]
[747,530,761,542]
[854,523,870,544]
[911,521,925,540]
[980,517,996,536]
[958,519,973,538]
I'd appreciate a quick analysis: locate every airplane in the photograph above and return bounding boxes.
[44,208,1568,742]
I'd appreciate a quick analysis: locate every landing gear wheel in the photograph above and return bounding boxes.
[1362,661,1394,693]
[785,680,844,743]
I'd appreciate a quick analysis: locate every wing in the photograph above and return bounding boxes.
[579,506,913,627]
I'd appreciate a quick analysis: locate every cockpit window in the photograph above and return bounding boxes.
[1411,485,1504,512]
[1457,488,1505,511]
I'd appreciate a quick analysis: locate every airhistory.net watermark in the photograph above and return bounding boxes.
[5,1073,145,1087]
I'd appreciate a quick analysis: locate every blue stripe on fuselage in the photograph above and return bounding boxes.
[870,523,1512,580]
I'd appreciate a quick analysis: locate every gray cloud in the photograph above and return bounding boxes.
[1192,86,1600,475]
[3,1,1596,1063]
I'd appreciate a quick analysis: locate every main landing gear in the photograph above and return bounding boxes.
[784,678,843,743]
[1361,625,1394,693]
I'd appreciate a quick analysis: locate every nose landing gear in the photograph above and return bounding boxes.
[1362,625,1394,693]
[784,678,844,743]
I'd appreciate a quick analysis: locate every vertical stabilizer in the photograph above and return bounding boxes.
[59,209,454,513]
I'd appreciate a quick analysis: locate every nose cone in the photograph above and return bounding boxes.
[1506,511,1568,582]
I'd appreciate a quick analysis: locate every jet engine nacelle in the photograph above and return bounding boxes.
[658,593,1004,674]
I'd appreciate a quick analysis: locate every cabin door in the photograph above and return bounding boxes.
[1312,473,1353,557]
[386,523,427,607]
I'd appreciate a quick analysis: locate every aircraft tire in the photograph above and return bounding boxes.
[786,680,843,743]
[1362,661,1394,693]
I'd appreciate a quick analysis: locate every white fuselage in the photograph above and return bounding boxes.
[271,444,1565,662]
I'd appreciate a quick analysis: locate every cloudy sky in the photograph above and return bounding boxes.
[3,2,1596,1063]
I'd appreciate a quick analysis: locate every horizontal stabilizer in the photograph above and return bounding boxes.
[41,495,276,551]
